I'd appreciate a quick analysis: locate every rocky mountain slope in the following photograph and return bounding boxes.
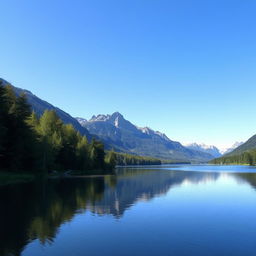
[185,143,222,158]
[77,112,213,162]
[0,78,218,162]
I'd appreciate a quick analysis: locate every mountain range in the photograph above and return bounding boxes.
[0,78,247,163]
[184,143,222,158]
[76,113,214,162]
[184,142,244,157]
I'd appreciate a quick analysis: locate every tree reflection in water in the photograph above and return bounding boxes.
[1,168,256,256]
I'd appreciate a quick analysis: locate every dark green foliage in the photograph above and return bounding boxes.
[0,84,108,174]
[105,150,117,169]
[76,135,89,170]
[106,151,162,166]
[0,83,39,171]
[89,138,105,170]
[0,78,91,138]
[210,149,256,166]
[0,83,162,175]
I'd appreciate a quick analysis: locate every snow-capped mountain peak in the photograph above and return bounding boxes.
[89,114,111,122]
[184,143,222,158]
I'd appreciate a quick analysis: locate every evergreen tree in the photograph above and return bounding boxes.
[105,150,117,169]
[37,110,64,170]
[89,138,105,170]
[0,84,113,174]
[57,124,78,170]
[76,135,89,171]
[15,93,39,170]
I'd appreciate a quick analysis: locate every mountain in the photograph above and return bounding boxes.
[220,142,244,155]
[225,137,256,156]
[185,143,222,158]
[76,112,213,162]
[0,78,91,138]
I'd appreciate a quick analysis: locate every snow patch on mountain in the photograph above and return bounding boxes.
[184,143,222,158]
[76,117,88,126]
[137,127,171,141]
[220,142,244,155]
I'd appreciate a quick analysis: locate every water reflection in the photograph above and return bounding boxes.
[0,178,105,256]
[89,168,220,217]
[1,167,256,256]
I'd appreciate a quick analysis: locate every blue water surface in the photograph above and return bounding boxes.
[1,165,256,256]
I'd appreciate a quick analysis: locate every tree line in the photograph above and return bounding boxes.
[105,151,162,166]
[210,150,256,166]
[0,84,114,173]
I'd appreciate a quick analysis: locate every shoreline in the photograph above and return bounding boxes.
[0,169,115,187]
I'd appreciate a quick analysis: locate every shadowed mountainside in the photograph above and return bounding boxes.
[77,113,214,162]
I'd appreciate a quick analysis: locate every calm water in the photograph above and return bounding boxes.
[2,165,256,256]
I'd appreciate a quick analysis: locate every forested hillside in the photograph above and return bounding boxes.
[224,135,256,156]
[210,149,256,165]
[211,134,256,165]
[0,78,90,138]
[106,151,162,166]
[0,83,113,173]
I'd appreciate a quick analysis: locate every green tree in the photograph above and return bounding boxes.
[76,135,89,171]
[105,150,117,169]
[37,110,64,170]
[57,124,78,169]
[89,138,105,170]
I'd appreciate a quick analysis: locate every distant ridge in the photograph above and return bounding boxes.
[221,142,244,155]
[185,143,222,158]
[77,112,214,162]
[225,138,256,156]
[0,78,219,162]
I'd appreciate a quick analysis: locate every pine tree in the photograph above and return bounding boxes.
[105,150,116,169]
[76,136,89,171]
[37,110,64,171]
[89,138,105,170]
[57,124,78,170]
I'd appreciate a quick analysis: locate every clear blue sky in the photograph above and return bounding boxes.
[1,0,256,149]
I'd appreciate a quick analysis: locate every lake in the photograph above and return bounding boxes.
[2,165,256,256]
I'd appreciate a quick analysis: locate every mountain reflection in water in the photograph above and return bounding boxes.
[1,166,256,256]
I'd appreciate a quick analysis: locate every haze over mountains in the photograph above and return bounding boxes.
[0,78,247,163]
